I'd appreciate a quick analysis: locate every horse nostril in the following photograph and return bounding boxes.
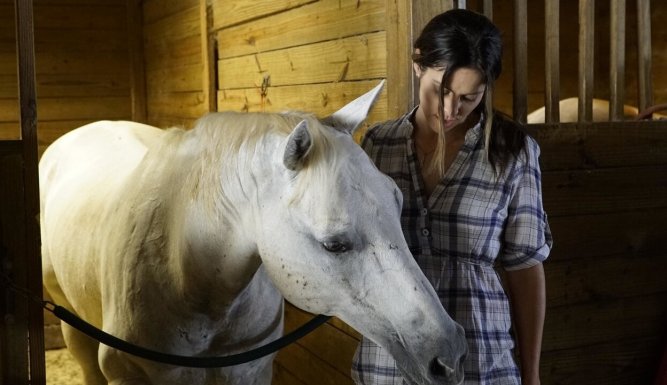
[429,357,455,378]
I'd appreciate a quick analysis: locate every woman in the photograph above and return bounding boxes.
[352,9,552,385]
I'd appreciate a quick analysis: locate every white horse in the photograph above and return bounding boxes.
[40,83,467,385]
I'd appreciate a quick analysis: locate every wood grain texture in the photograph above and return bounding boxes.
[216,0,384,60]
[218,31,386,89]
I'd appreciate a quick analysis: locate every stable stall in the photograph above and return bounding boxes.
[1,1,665,384]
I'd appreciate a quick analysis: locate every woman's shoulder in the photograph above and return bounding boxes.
[367,116,411,139]
[364,114,412,142]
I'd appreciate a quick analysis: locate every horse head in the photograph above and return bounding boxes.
[255,82,468,385]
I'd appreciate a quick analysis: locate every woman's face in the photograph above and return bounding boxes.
[414,64,486,135]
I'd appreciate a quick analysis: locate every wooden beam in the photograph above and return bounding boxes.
[636,0,652,113]
[410,0,453,106]
[13,0,44,384]
[386,0,413,116]
[544,0,560,124]
[609,0,626,121]
[127,0,147,122]
[200,0,216,112]
[513,0,528,123]
[578,0,595,123]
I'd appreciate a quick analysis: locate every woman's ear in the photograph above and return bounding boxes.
[413,62,422,78]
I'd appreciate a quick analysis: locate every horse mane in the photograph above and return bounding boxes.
[185,111,343,209]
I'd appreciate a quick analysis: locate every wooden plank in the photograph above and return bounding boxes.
[36,119,95,146]
[31,0,121,4]
[146,63,203,93]
[545,251,667,307]
[609,0,626,121]
[215,0,384,60]
[33,28,126,53]
[3,52,127,75]
[143,4,200,45]
[274,342,354,385]
[142,0,198,24]
[0,144,30,385]
[411,0,452,105]
[0,122,19,140]
[542,293,667,352]
[33,4,126,30]
[0,98,18,122]
[212,0,316,30]
[200,0,216,112]
[272,362,308,385]
[577,0,594,123]
[146,91,208,120]
[14,1,44,383]
[218,31,386,89]
[0,73,130,98]
[544,0,560,124]
[530,122,667,170]
[127,0,146,122]
[546,207,667,261]
[636,0,653,112]
[541,335,662,385]
[385,0,413,116]
[513,0,528,123]
[283,305,358,375]
[542,165,667,217]
[144,34,202,71]
[481,0,493,18]
[217,80,387,120]
[0,96,130,122]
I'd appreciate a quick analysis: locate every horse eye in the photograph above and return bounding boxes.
[322,241,349,253]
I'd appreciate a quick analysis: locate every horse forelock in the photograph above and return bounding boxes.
[186,111,346,207]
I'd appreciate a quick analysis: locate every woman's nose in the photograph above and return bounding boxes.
[443,96,459,119]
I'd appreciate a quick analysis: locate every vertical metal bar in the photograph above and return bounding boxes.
[14,0,44,384]
[609,0,626,120]
[513,0,528,124]
[578,0,595,123]
[456,0,467,9]
[636,0,652,113]
[544,0,560,124]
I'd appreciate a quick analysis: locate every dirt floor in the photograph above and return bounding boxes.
[46,348,83,385]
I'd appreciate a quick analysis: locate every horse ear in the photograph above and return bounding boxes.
[283,120,312,171]
[321,80,385,135]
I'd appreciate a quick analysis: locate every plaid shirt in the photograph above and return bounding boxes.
[352,110,552,385]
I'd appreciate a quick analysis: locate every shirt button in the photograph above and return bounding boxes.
[421,228,430,237]
[421,208,428,216]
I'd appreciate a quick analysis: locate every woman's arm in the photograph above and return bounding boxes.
[504,263,546,385]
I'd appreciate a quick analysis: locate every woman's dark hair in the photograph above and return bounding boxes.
[412,9,525,175]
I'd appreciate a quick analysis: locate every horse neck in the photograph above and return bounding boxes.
[172,130,277,306]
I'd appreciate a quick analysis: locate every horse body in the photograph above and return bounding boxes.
[41,85,467,385]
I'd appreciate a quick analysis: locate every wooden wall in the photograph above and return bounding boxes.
[214,0,388,136]
[533,121,667,384]
[0,0,663,384]
[142,0,210,129]
[0,0,132,156]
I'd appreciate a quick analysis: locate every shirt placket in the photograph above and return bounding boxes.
[406,137,433,256]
